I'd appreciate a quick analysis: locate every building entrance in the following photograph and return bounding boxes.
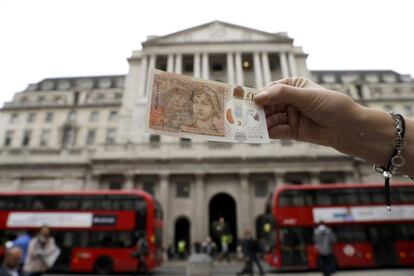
[209,193,237,251]
[174,216,190,258]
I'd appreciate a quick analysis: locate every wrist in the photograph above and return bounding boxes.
[336,105,395,166]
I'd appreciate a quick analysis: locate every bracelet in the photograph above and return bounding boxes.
[373,111,406,211]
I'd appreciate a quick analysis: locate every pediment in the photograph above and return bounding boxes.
[143,21,292,46]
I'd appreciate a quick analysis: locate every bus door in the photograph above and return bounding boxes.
[367,225,398,267]
[279,227,307,267]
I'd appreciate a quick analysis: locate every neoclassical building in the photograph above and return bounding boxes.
[1,21,413,249]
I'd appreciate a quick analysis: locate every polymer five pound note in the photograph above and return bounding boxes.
[146,69,269,144]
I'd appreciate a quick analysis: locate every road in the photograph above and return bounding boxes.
[46,260,414,275]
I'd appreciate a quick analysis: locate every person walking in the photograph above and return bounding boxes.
[177,239,187,260]
[133,235,149,275]
[12,231,31,264]
[23,226,59,276]
[237,230,264,276]
[313,221,337,276]
[0,247,23,276]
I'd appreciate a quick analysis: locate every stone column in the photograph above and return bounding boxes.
[124,173,134,189]
[175,54,182,74]
[146,55,156,96]
[193,173,206,242]
[261,52,272,85]
[239,173,252,237]
[279,52,289,78]
[226,53,235,84]
[274,173,284,187]
[253,52,264,88]
[202,53,209,79]
[167,54,175,73]
[288,53,298,76]
[159,174,170,246]
[138,55,148,97]
[194,53,201,78]
[235,52,244,85]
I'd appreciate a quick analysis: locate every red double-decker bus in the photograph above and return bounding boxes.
[0,190,163,274]
[263,183,414,271]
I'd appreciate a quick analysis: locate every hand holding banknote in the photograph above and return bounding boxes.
[254,77,414,177]
[147,69,269,144]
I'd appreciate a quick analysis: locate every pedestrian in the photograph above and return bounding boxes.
[133,234,149,275]
[0,247,23,276]
[23,226,59,276]
[202,236,217,258]
[220,233,231,262]
[12,231,31,264]
[237,230,264,276]
[313,221,337,276]
[177,239,187,259]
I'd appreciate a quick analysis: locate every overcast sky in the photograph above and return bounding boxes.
[0,0,413,107]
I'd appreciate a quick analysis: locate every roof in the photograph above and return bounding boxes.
[26,75,126,92]
[311,70,413,83]
[142,20,293,46]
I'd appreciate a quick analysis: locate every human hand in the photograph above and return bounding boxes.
[254,77,359,149]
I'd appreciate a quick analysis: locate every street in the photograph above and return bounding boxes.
[46,260,414,275]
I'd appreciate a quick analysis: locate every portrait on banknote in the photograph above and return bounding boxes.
[148,71,225,137]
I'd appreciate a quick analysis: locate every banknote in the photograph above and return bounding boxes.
[146,69,269,144]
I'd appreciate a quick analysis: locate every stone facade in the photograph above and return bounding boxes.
[1,21,413,249]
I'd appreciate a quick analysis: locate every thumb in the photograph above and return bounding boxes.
[254,83,313,110]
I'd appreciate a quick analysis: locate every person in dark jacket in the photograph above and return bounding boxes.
[237,230,264,276]
[0,247,23,276]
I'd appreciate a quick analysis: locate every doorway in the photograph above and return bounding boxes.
[174,216,191,257]
[209,193,237,251]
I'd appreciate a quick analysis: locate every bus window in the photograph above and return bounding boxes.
[315,191,332,205]
[370,189,384,204]
[279,227,307,266]
[399,187,414,203]
[358,189,371,204]
[334,189,358,205]
[397,224,414,240]
[334,226,366,242]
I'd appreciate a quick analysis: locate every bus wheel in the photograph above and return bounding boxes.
[94,256,113,275]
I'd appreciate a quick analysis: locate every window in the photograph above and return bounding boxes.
[53,96,62,103]
[109,181,122,190]
[176,181,190,198]
[9,113,18,124]
[143,181,155,195]
[37,96,45,103]
[255,180,268,197]
[22,130,32,146]
[20,96,28,103]
[108,111,118,121]
[404,105,413,117]
[149,134,160,147]
[27,113,36,123]
[62,125,75,147]
[89,111,99,122]
[180,138,191,148]
[4,130,14,146]
[39,130,50,146]
[45,112,54,123]
[86,129,96,145]
[155,55,168,71]
[106,128,116,144]
[67,111,76,122]
[384,104,393,112]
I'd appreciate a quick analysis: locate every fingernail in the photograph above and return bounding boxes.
[254,90,269,102]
